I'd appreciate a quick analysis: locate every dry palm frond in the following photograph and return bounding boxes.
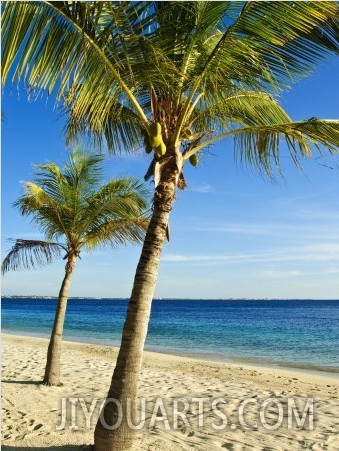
[1,239,66,274]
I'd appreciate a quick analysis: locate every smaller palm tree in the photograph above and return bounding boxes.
[2,149,150,386]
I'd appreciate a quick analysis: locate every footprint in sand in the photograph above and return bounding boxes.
[26,419,43,431]
[14,434,27,441]
[221,443,235,450]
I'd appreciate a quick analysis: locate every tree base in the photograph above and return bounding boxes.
[42,379,63,387]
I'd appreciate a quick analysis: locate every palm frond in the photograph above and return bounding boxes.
[2,1,338,163]
[189,90,292,146]
[77,177,151,240]
[153,1,339,144]
[15,181,61,213]
[231,2,339,84]
[233,119,339,176]
[84,217,149,251]
[10,149,151,255]
[1,1,177,149]
[13,179,69,241]
[185,86,339,175]
[62,150,104,195]
[1,239,66,274]
[196,1,339,92]
[63,98,144,151]
[32,164,68,205]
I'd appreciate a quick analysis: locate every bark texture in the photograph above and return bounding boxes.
[94,154,180,450]
[43,253,77,386]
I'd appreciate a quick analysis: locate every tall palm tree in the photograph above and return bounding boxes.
[2,2,339,449]
[1,149,150,386]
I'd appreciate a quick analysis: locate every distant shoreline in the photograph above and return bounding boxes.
[2,295,339,301]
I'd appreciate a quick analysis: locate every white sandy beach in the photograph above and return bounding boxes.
[1,333,339,450]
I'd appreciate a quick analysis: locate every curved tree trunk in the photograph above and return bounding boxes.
[94,155,180,450]
[43,253,77,386]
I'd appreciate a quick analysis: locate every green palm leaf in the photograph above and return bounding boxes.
[84,217,150,250]
[191,119,339,176]
[235,120,339,174]
[76,178,150,242]
[3,1,338,156]
[2,1,175,147]
[9,149,150,248]
[2,1,338,204]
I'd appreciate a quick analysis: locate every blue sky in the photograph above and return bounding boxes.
[1,56,339,300]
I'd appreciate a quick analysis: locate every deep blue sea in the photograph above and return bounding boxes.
[2,298,339,373]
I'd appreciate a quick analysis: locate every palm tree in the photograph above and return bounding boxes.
[1,149,150,386]
[2,2,339,449]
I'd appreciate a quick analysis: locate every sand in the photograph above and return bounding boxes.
[1,333,339,450]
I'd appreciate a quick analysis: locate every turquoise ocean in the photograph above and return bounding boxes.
[2,298,339,374]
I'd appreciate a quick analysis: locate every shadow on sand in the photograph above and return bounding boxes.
[2,446,94,451]
[2,380,42,385]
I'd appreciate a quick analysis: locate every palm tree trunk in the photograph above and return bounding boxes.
[43,253,77,386]
[94,157,179,450]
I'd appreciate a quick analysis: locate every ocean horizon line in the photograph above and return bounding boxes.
[2,295,339,301]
